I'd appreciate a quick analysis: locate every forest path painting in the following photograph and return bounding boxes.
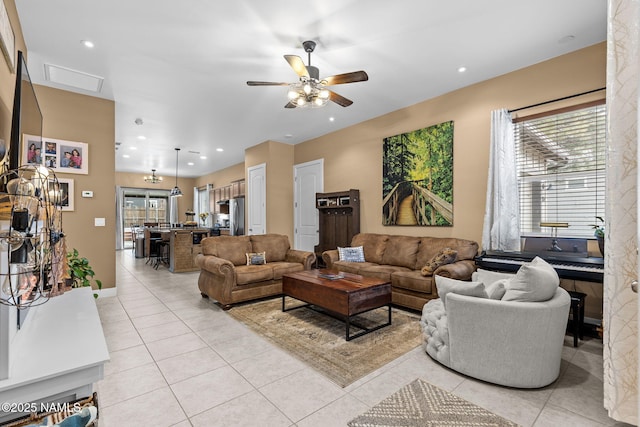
[382,121,454,226]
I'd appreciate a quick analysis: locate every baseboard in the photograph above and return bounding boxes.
[94,287,117,298]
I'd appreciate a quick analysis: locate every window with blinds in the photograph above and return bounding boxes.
[514,102,605,238]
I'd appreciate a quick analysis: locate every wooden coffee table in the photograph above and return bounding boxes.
[282,269,392,341]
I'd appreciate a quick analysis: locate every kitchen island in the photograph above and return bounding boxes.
[144,227,210,273]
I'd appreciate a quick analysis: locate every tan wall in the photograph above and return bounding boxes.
[0,1,116,291]
[294,42,607,246]
[115,172,197,223]
[35,85,116,290]
[245,140,294,242]
[194,162,244,189]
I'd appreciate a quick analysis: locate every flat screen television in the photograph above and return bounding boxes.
[9,50,43,171]
[7,51,43,328]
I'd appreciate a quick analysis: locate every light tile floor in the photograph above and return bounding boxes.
[94,250,632,427]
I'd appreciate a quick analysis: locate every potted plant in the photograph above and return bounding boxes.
[66,248,102,298]
[591,216,605,256]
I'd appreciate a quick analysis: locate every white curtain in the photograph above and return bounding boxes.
[482,109,520,252]
[603,0,638,423]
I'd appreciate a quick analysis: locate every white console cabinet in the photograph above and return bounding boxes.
[0,287,109,422]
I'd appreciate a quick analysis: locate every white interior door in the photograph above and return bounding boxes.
[247,163,266,235]
[294,159,323,251]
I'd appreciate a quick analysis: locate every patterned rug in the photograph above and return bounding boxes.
[348,380,519,427]
[228,297,422,387]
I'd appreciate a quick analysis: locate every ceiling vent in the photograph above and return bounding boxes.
[44,63,104,93]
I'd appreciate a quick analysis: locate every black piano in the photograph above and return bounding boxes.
[475,237,604,283]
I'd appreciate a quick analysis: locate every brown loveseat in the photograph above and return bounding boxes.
[195,234,315,309]
[322,233,479,311]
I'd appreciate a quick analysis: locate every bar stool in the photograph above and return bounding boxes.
[155,240,170,269]
[567,290,587,347]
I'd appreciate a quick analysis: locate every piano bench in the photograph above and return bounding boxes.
[568,291,587,347]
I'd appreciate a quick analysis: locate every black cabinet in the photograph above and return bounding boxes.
[314,189,360,262]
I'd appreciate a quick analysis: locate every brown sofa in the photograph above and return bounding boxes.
[195,234,315,309]
[322,233,479,311]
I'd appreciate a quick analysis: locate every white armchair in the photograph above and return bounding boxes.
[421,286,570,388]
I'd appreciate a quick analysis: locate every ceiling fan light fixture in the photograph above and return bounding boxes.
[287,86,300,100]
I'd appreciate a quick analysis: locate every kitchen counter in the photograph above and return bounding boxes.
[143,227,210,272]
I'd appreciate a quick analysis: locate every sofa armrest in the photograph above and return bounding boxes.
[434,259,476,280]
[322,250,339,268]
[285,249,315,270]
[195,254,235,277]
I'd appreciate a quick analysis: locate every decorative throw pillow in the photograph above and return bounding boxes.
[245,251,266,265]
[502,256,559,302]
[420,247,458,276]
[434,275,487,308]
[485,278,509,300]
[338,246,365,262]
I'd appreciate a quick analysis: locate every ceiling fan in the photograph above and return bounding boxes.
[247,40,368,108]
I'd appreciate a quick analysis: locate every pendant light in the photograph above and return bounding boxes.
[170,148,182,197]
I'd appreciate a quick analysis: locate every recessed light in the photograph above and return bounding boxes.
[137,135,146,140]
[122,154,130,158]
[457,66,467,73]
[187,162,194,166]
[216,148,224,152]
[81,40,94,49]
[129,146,137,150]
[284,134,293,139]
[200,155,207,160]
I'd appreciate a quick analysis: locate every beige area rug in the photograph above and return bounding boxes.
[348,379,519,427]
[228,297,422,387]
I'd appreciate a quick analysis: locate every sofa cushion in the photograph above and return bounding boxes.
[434,276,487,307]
[415,237,478,270]
[502,257,559,302]
[351,233,388,264]
[338,246,365,262]
[472,268,515,285]
[381,236,421,269]
[270,262,305,280]
[235,264,274,285]
[358,264,410,282]
[250,234,290,262]
[391,270,433,294]
[333,260,378,274]
[205,236,252,266]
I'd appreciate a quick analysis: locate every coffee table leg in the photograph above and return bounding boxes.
[346,304,392,341]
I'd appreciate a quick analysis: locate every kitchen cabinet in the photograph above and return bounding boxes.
[231,179,245,198]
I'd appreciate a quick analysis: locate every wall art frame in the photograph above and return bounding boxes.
[49,177,74,211]
[382,120,454,226]
[23,135,89,175]
[0,0,15,72]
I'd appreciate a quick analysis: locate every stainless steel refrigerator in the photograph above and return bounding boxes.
[229,197,245,235]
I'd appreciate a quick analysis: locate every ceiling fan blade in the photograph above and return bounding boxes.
[328,90,353,107]
[246,81,290,86]
[285,102,297,109]
[284,55,309,78]
[323,71,369,85]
